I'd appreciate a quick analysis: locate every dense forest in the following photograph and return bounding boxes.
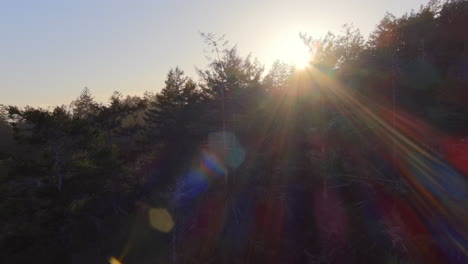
[1,1,467,263]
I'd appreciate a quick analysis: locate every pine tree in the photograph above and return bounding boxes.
[71,87,99,119]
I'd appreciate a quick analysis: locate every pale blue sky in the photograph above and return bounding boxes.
[1,0,428,106]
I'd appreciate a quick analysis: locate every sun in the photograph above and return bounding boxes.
[290,47,311,69]
[273,34,311,69]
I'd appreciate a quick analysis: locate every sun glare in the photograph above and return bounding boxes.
[274,34,311,69]
[291,48,310,69]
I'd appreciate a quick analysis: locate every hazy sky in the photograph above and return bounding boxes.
[1,0,428,106]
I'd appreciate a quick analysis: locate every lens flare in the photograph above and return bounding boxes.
[148,208,174,233]
[109,256,122,264]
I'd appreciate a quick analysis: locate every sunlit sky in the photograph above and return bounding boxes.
[1,0,428,106]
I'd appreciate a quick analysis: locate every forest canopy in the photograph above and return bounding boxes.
[0,1,467,263]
